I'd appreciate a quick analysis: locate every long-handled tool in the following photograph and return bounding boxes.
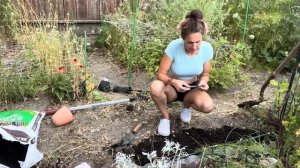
[238,42,300,108]
[43,97,136,115]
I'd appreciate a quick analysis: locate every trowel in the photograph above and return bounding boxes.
[110,123,143,148]
[121,123,143,145]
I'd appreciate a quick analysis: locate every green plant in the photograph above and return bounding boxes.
[15,28,86,102]
[48,74,73,101]
[91,90,107,101]
[282,82,300,166]
[270,74,300,166]
[0,0,87,104]
[115,135,282,167]
[0,0,18,39]
[196,137,281,167]
[270,80,289,110]
[209,37,250,89]
[223,0,300,69]
[0,60,48,103]
[95,24,110,48]
[115,140,188,167]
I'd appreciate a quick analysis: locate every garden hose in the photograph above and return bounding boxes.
[128,0,139,88]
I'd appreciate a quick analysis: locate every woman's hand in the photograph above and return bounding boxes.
[171,79,191,92]
[197,80,209,91]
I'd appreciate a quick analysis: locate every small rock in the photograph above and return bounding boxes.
[186,155,199,163]
[266,157,278,164]
[126,105,134,111]
[260,157,278,167]
[75,162,91,168]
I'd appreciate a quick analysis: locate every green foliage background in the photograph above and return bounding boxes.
[99,1,300,166]
[101,0,300,86]
[224,0,300,68]
[102,0,246,89]
[0,0,18,39]
[0,0,300,166]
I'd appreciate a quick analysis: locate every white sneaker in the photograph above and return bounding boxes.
[158,119,170,136]
[180,108,191,123]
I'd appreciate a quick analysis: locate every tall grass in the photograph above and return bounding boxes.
[0,0,86,103]
[0,0,19,39]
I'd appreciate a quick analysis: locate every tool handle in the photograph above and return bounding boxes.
[43,98,135,115]
[113,86,132,94]
[259,42,300,101]
[132,123,143,134]
[43,109,59,115]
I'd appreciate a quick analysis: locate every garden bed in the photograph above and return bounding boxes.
[1,46,279,167]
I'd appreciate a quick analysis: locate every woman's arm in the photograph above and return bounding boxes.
[157,54,190,91]
[200,61,211,82]
[198,61,211,91]
[157,54,173,85]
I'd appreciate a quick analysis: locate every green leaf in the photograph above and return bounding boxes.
[270,80,278,86]
[92,90,101,96]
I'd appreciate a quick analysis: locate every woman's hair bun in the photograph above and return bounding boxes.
[186,9,203,20]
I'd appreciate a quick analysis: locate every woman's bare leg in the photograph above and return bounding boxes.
[183,90,213,113]
[150,80,177,119]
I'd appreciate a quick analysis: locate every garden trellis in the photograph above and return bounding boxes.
[128,0,138,88]
[242,0,250,44]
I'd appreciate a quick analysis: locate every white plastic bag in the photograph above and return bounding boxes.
[0,110,45,168]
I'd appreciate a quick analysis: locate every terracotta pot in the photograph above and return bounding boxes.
[51,106,74,126]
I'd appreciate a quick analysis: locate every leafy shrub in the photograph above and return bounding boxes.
[105,24,168,76]
[95,24,111,48]
[209,38,250,88]
[21,28,86,101]
[48,74,74,102]
[223,0,300,68]
[270,73,300,167]
[0,26,86,103]
[0,61,48,103]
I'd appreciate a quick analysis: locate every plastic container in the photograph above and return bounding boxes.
[51,106,74,126]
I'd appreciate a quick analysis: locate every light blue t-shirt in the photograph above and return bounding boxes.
[165,38,213,80]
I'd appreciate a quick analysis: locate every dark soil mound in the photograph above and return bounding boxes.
[129,126,262,166]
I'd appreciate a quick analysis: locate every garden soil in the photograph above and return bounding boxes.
[1,44,283,167]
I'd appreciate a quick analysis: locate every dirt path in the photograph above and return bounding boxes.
[1,47,280,167]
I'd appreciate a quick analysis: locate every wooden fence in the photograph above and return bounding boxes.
[14,0,124,22]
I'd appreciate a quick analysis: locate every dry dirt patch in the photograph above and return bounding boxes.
[1,47,280,167]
